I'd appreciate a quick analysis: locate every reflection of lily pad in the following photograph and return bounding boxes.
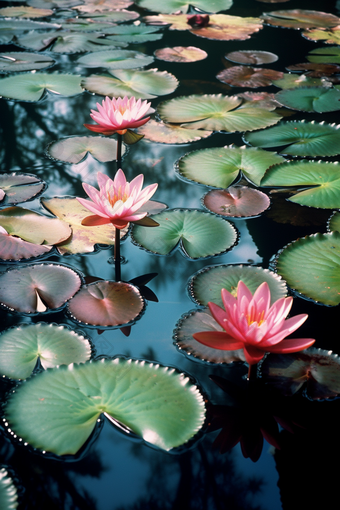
[0,323,92,380]
[4,358,206,454]
[225,50,278,65]
[0,173,46,205]
[0,468,18,510]
[154,46,207,63]
[244,121,340,157]
[157,94,282,132]
[136,0,232,13]
[76,50,154,69]
[202,186,270,218]
[261,349,340,399]
[174,307,246,364]
[137,119,212,144]
[275,86,340,112]
[188,264,287,307]
[216,66,283,88]
[131,209,238,259]
[275,232,340,305]
[176,145,285,187]
[261,10,340,29]
[261,160,340,209]
[46,136,126,164]
[0,263,83,314]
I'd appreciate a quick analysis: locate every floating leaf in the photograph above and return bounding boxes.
[82,68,178,99]
[225,50,278,65]
[103,23,163,44]
[0,5,53,18]
[76,9,139,23]
[41,197,128,255]
[174,307,246,364]
[137,119,212,144]
[0,263,83,314]
[328,210,340,232]
[73,0,134,13]
[77,49,154,69]
[0,323,92,380]
[154,46,207,63]
[202,186,270,218]
[136,0,232,13]
[131,209,238,259]
[4,358,206,454]
[261,10,340,29]
[217,66,283,88]
[0,468,18,510]
[274,232,340,305]
[60,19,119,32]
[0,52,55,73]
[285,62,340,78]
[275,86,340,112]
[302,26,340,45]
[0,19,60,44]
[244,120,340,157]
[0,173,46,205]
[188,264,287,307]
[272,72,328,89]
[176,145,285,187]
[261,349,340,399]
[157,94,282,132]
[261,160,340,208]
[46,136,126,164]
[0,72,83,101]
[29,0,81,7]
[67,281,145,328]
[236,91,279,110]
[308,46,340,64]
[0,230,52,262]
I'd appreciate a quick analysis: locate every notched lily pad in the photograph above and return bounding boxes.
[131,209,238,259]
[0,228,52,262]
[216,66,283,88]
[154,46,207,63]
[261,348,340,399]
[225,50,278,65]
[137,119,212,144]
[275,86,340,112]
[46,136,126,164]
[0,19,60,44]
[0,173,46,205]
[202,186,270,218]
[136,0,232,14]
[0,262,83,314]
[0,52,55,73]
[174,307,246,364]
[308,46,340,64]
[76,50,154,70]
[0,323,92,380]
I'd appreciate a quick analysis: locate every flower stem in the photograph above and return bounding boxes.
[114,227,121,282]
[247,363,258,381]
[116,133,122,170]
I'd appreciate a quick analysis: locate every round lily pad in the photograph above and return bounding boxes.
[73,0,134,13]
[154,46,207,63]
[0,5,53,18]
[0,172,46,205]
[76,50,154,70]
[0,52,55,73]
[0,263,83,314]
[0,229,52,262]
[275,86,340,113]
[225,50,278,65]
[202,186,270,218]
[274,232,340,305]
[67,281,145,328]
[0,468,18,510]
[173,307,246,364]
[104,24,163,44]
[46,136,126,164]
[76,9,139,22]
[302,26,340,45]
[4,357,206,455]
[244,120,340,157]
[272,72,327,89]
[0,323,92,380]
[137,119,212,144]
[260,9,340,29]
[188,264,287,307]
[131,209,238,259]
[216,66,283,88]
[135,0,232,13]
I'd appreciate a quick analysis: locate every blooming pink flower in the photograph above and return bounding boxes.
[193,281,315,366]
[84,96,153,136]
[77,170,158,229]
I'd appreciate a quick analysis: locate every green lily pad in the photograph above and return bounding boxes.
[137,119,212,144]
[261,160,340,209]
[302,26,340,45]
[0,19,60,44]
[244,121,340,157]
[174,307,246,364]
[308,46,340,64]
[0,72,83,101]
[131,209,238,259]
[328,211,340,232]
[46,136,126,164]
[0,172,46,205]
[103,24,163,44]
[202,186,270,218]
[76,10,139,23]
[76,49,154,69]
[4,358,206,455]
[0,323,92,380]
[188,264,287,306]
[157,94,282,132]
[59,19,119,32]
[0,468,18,510]
[272,72,328,89]
[0,52,55,73]
[274,232,340,305]
[261,9,340,29]
[0,262,83,314]
[176,145,285,187]
[82,68,178,99]
[136,0,232,13]
[0,5,53,18]
[275,86,340,112]
[41,196,128,255]
[73,0,134,13]
[29,0,80,7]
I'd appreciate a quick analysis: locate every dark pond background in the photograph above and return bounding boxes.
[1,0,340,508]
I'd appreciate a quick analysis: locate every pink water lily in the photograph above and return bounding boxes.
[84,96,153,136]
[77,170,158,229]
[193,281,315,366]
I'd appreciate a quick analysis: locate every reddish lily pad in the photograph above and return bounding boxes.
[174,307,246,364]
[286,62,340,78]
[261,10,340,29]
[225,50,278,65]
[67,281,145,328]
[0,228,52,262]
[237,91,279,110]
[216,66,283,88]
[137,119,212,144]
[202,186,270,218]
[0,5,53,17]
[46,136,126,164]
[154,46,207,63]
[72,0,134,12]
[261,349,340,400]
[0,263,83,314]
[0,173,46,205]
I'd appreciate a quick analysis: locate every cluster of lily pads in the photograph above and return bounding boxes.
[1,0,340,504]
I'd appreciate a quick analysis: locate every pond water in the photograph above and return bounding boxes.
[0,0,340,509]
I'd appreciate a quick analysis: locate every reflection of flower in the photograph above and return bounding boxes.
[84,96,153,136]
[77,170,158,229]
[193,281,315,366]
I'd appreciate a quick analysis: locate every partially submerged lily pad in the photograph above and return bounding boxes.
[275,86,340,112]
[202,186,270,218]
[274,232,340,305]
[0,468,18,510]
[260,9,340,29]
[0,263,83,314]
[188,264,287,307]
[0,173,46,205]
[0,323,92,380]
[137,119,212,144]
[4,357,206,455]
[0,52,55,73]
[216,66,283,88]
[76,50,154,69]
[174,307,246,364]
[131,209,238,259]
[154,46,207,63]
[46,136,126,164]
[225,50,278,65]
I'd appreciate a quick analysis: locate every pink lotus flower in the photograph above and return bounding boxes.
[193,281,315,366]
[77,170,158,229]
[84,96,153,136]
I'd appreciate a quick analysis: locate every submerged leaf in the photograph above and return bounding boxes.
[202,186,270,218]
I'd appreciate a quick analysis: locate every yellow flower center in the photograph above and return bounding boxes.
[108,186,129,207]
[246,309,265,327]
